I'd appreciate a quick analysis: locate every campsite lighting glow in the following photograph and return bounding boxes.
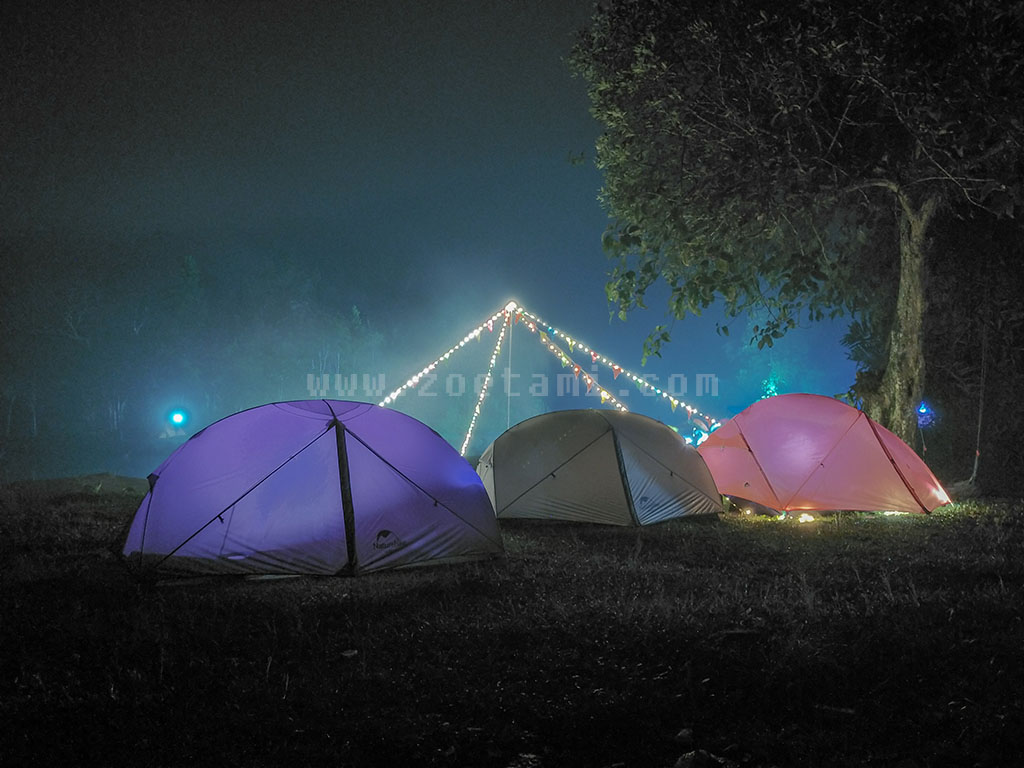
[168,409,188,426]
[797,513,815,523]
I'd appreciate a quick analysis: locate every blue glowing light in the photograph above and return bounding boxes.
[917,401,935,428]
[169,410,187,426]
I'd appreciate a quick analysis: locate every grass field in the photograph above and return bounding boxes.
[1,482,1022,768]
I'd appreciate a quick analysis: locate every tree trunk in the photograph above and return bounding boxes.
[867,195,938,445]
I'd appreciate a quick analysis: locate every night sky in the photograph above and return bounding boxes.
[2,0,855,473]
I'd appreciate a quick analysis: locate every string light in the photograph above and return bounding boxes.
[460,323,508,455]
[379,298,722,454]
[537,340,629,412]
[378,308,506,407]
[516,304,721,429]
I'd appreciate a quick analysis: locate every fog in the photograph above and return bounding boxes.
[0,0,855,481]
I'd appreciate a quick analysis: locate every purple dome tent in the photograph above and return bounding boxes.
[123,400,503,576]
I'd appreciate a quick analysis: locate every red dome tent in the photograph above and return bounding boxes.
[697,394,950,514]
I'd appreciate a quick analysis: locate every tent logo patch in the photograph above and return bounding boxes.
[373,529,403,551]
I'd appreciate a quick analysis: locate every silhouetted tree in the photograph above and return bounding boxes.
[571,0,1024,442]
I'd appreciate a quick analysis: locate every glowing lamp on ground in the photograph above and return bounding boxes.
[168,410,188,427]
[797,513,815,523]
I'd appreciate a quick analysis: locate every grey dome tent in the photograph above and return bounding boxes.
[476,409,722,525]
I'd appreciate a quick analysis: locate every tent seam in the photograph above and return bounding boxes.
[734,419,784,510]
[154,424,334,568]
[342,423,505,551]
[610,429,640,525]
[496,424,614,513]
[864,415,930,513]
[781,412,863,510]
[616,433,722,509]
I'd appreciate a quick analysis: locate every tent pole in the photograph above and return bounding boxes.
[333,420,358,575]
[968,324,987,485]
[506,318,512,429]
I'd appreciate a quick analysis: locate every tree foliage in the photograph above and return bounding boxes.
[571,0,1024,440]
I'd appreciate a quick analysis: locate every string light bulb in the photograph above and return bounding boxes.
[460,323,507,455]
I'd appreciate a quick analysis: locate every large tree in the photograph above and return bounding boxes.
[570,0,1023,442]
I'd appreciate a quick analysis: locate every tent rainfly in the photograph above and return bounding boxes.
[697,393,951,514]
[123,400,504,576]
[476,409,722,525]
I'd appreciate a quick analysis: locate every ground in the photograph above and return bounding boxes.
[1,480,1022,767]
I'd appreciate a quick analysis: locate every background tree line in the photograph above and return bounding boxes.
[0,233,384,481]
